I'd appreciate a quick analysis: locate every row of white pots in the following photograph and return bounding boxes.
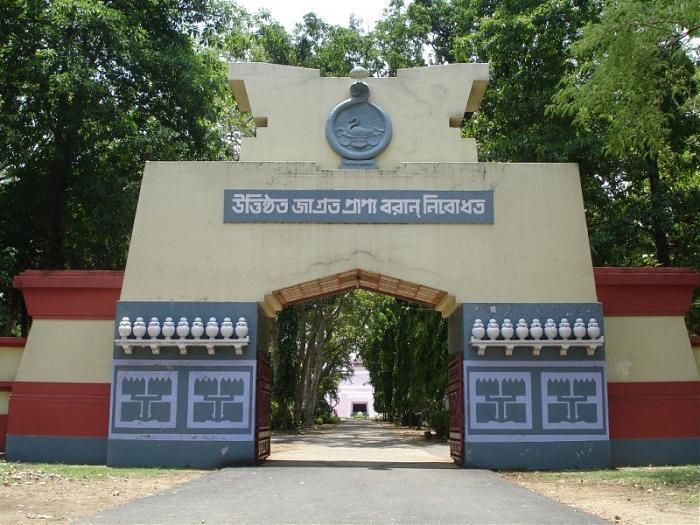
[118,316,249,340]
[471,317,601,341]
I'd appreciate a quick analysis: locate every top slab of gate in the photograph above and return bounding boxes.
[228,62,489,169]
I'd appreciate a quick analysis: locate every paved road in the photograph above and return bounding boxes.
[85,420,606,524]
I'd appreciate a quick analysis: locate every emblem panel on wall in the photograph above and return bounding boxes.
[107,301,260,468]
[326,68,392,168]
[457,303,611,469]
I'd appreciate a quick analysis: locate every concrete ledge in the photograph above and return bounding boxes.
[6,435,107,464]
[594,267,700,316]
[107,439,255,468]
[464,440,611,470]
[13,270,123,320]
[611,438,700,466]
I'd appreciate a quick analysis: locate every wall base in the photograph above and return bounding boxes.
[107,439,255,468]
[464,440,611,470]
[6,435,107,464]
[611,438,699,466]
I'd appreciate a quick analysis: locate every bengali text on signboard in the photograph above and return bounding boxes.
[223,190,494,224]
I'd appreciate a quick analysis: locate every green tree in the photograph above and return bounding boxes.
[360,294,448,427]
[550,0,699,267]
[0,0,244,334]
[277,293,364,427]
[373,0,426,76]
[270,306,299,428]
[292,13,382,76]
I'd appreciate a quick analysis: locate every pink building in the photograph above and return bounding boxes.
[333,357,377,418]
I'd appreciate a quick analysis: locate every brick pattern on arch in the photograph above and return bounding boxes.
[271,269,449,308]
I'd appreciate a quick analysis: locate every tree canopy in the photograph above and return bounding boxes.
[0,0,242,333]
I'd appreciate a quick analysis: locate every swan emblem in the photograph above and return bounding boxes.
[335,117,384,150]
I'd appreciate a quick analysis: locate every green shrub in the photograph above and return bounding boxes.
[314,417,324,426]
[429,410,449,439]
[321,413,341,424]
[271,400,298,430]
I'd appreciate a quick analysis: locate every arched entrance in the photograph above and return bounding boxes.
[255,270,463,464]
[269,269,449,309]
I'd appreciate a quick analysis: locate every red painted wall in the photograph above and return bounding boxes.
[608,382,700,439]
[13,270,123,320]
[0,338,25,451]
[594,267,700,316]
[0,415,7,451]
[0,337,27,347]
[7,382,110,438]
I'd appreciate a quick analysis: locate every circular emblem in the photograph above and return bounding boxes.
[325,82,392,162]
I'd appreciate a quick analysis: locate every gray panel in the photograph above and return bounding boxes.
[223,189,494,224]
[6,435,107,464]
[464,440,611,470]
[107,439,255,468]
[109,360,256,440]
[462,303,605,361]
[611,438,700,466]
[464,360,609,440]
[114,301,258,360]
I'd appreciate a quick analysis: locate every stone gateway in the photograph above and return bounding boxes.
[2,63,699,469]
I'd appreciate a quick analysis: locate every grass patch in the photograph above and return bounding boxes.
[516,465,700,506]
[0,458,201,484]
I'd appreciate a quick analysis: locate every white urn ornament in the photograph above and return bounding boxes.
[573,318,587,339]
[515,319,529,340]
[558,318,572,340]
[530,319,543,340]
[486,319,500,340]
[191,317,204,339]
[206,317,219,338]
[118,317,132,338]
[220,317,234,339]
[132,317,147,339]
[587,318,601,339]
[176,317,189,338]
[544,318,558,340]
[501,319,514,340]
[147,317,161,338]
[235,317,249,339]
[162,317,175,339]
[471,319,485,340]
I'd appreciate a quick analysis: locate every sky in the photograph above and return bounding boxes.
[234,0,395,31]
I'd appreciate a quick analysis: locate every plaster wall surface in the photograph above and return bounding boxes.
[121,161,596,306]
[15,320,113,383]
[605,316,699,382]
[0,347,23,381]
[230,63,488,169]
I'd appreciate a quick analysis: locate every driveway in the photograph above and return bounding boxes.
[85,420,606,524]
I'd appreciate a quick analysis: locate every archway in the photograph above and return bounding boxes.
[255,271,462,465]
[271,269,449,308]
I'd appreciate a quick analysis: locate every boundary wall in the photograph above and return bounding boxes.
[2,268,698,466]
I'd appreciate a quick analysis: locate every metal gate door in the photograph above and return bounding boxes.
[448,352,464,464]
[255,351,272,463]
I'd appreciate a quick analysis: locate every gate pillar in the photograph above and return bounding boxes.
[452,303,611,470]
[106,302,262,468]
[447,352,464,464]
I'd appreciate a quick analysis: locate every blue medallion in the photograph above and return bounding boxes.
[326,75,392,169]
